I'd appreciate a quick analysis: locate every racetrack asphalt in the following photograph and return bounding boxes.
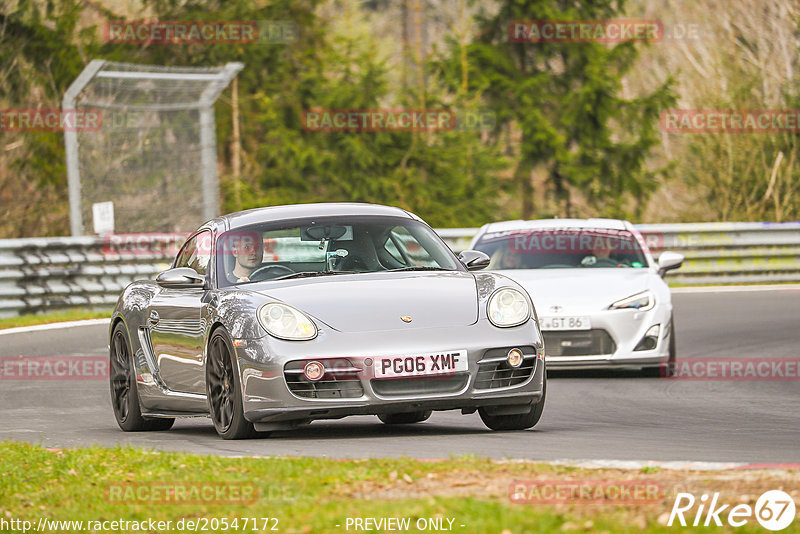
[1,287,798,463]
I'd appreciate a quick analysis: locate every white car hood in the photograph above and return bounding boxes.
[493,268,657,313]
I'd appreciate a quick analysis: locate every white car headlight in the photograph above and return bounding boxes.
[258,303,317,340]
[487,288,530,327]
[609,290,655,311]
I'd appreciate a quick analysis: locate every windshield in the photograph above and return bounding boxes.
[217,215,463,286]
[473,228,649,270]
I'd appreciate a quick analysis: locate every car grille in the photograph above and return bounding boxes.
[475,346,537,390]
[284,359,364,399]
[543,329,616,356]
[370,375,468,397]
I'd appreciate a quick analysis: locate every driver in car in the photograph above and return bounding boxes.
[488,246,523,269]
[228,232,263,283]
[581,236,615,266]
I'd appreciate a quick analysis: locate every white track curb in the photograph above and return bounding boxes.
[0,318,110,336]
[671,284,800,293]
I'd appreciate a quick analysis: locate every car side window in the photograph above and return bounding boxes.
[383,235,405,264]
[175,231,211,275]
[387,227,437,266]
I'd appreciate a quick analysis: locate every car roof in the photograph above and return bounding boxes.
[219,203,417,230]
[481,218,631,233]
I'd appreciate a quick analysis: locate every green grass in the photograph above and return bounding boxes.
[0,442,793,533]
[0,308,111,330]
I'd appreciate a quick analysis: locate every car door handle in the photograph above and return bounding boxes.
[149,310,159,325]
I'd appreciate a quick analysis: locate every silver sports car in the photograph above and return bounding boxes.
[469,218,683,373]
[109,203,546,439]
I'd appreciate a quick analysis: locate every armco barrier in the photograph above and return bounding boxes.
[0,236,173,318]
[0,222,798,317]
[441,222,800,285]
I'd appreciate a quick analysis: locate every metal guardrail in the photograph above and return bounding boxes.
[441,222,800,285]
[0,237,173,317]
[636,222,800,285]
[0,222,798,317]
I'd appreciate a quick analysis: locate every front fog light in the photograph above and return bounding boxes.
[303,361,325,381]
[634,325,660,351]
[507,348,524,368]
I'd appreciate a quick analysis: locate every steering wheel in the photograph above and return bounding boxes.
[339,255,368,272]
[248,264,295,281]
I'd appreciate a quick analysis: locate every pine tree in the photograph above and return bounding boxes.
[449,0,674,219]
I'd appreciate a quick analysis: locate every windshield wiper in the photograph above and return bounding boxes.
[273,270,356,281]
[387,266,449,272]
[275,267,447,279]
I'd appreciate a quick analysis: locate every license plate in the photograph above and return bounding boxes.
[374,350,468,379]
[540,316,591,331]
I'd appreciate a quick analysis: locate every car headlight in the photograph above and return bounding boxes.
[609,290,655,311]
[258,303,317,340]
[487,288,530,327]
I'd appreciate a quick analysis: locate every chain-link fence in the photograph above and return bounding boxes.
[63,60,242,235]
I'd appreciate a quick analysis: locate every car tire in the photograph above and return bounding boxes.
[663,313,677,375]
[206,327,256,440]
[479,374,546,431]
[110,322,175,432]
[377,411,432,425]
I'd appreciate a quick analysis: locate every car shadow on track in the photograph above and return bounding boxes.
[547,369,655,379]
[273,423,495,440]
[167,419,505,441]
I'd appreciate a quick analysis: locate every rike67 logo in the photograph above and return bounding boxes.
[668,490,796,531]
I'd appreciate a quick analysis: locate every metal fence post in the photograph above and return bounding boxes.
[199,106,219,222]
[198,62,243,222]
[63,60,106,236]
[61,60,242,234]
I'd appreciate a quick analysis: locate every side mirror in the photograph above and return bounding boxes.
[156,267,205,289]
[458,250,491,271]
[657,251,684,277]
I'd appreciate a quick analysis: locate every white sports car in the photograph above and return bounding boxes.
[468,218,683,372]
